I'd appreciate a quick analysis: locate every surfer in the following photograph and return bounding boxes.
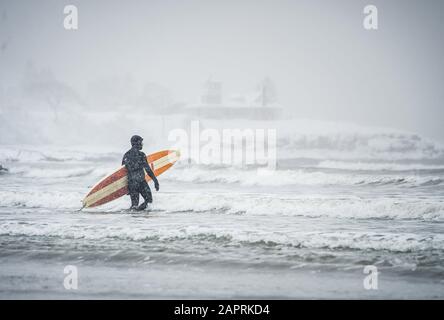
[122,135,160,211]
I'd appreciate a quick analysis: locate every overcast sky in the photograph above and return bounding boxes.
[1,0,443,142]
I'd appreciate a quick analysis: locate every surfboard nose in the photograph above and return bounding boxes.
[168,150,181,162]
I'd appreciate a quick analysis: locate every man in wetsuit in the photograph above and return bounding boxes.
[122,135,159,211]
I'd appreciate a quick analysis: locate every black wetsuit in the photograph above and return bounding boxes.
[122,147,159,208]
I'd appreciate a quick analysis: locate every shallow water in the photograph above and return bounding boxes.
[1,146,444,298]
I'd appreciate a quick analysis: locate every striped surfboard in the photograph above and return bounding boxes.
[82,150,180,208]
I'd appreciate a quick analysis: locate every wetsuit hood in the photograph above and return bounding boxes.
[130,135,143,150]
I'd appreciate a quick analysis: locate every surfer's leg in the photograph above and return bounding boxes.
[130,192,139,209]
[141,181,152,203]
[137,181,152,211]
[128,179,140,209]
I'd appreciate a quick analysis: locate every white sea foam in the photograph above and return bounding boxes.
[1,218,443,253]
[0,145,120,163]
[1,189,443,221]
[0,190,84,209]
[8,166,97,179]
[317,160,444,171]
[4,161,443,187]
[7,165,113,179]
[273,119,444,160]
[153,193,444,220]
[164,166,444,187]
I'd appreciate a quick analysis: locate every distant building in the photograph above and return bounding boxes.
[185,78,283,120]
[201,80,222,105]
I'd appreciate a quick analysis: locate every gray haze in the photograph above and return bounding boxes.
[1,0,444,141]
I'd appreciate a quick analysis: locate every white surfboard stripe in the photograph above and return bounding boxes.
[83,152,180,207]
[152,152,179,170]
[83,175,128,207]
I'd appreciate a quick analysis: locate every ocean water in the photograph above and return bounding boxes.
[1,131,444,299]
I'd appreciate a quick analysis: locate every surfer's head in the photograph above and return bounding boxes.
[130,135,143,150]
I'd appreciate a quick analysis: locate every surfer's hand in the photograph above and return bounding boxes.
[155,181,160,191]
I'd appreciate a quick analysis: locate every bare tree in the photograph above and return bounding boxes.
[22,63,82,121]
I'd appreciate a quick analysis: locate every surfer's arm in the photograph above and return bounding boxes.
[142,154,159,188]
[144,161,157,182]
[146,167,159,191]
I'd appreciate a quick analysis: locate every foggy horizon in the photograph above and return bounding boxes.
[1,0,444,142]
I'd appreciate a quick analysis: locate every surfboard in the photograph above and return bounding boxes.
[82,150,180,208]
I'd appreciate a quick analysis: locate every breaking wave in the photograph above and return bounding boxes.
[275,120,444,161]
[5,159,444,187]
[1,220,443,253]
[156,193,444,220]
[316,160,444,172]
[165,166,444,188]
[8,166,113,179]
[0,190,83,209]
[0,146,120,163]
[1,190,443,221]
